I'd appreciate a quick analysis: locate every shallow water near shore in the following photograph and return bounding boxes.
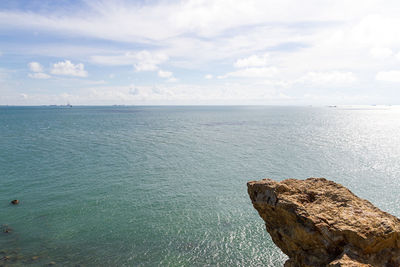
[1,106,400,266]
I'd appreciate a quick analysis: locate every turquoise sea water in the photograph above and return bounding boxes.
[1,106,400,266]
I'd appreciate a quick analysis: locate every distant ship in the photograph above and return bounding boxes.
[66,102,72,108]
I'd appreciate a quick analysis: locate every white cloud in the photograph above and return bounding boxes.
[28,72,51,79]
[0,1,363,43]
[218,67,278,79]
[28,62,51,79]
[0,79,388,106]
[158,70,173,78]
[133,51,168,71]
[376,70,400,82]
[298,71,357,84]
[78,81,292,104]
[369,47,393,59]
[158,69,177,82]
[28,62,44,72]
[205,74,213,79]
[349,15,400,47]
[0,1,390,58]
[167,77,178,82]
[50,60,88,77]
[91,50,168,71]
[234,53,269,68]
[84,80,106,85]
[5,1,400,104]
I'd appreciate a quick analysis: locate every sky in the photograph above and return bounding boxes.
[1,0,400,105]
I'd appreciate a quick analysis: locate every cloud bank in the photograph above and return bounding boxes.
[1,0,400,104]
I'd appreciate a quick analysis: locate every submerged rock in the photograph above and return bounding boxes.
[247,178,400,267]
[1,225,12,234]
[3,228,12,234]
[1,255,10,261]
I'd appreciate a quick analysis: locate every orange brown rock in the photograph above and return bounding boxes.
[247,178,400,267]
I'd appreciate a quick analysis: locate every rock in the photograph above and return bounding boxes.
[48,261,56,265]
[3,228,12,234]
[31,256,39,261]
[1,255,10,261]
[247,177,400,267]
[327,252,372,266]
[10,200,19,205]
[1,225,12,234]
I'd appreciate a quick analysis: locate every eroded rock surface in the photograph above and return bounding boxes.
[247,178,400,267]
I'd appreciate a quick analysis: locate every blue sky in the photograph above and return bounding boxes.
[1,0,400,105]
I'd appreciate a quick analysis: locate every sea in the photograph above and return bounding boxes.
[1,106,400,266]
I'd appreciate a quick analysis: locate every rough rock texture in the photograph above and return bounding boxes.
[247,178,400,267]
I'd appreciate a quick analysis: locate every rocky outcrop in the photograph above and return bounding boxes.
[247,178,400,267]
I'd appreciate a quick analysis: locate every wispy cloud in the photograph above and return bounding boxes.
[297,71,357,85]
[91,51,168,71]
[28,72,51,79]
[369,47,393,59]
[158,70,177,82]
[218,67,279,79]
[376,70,400,82]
